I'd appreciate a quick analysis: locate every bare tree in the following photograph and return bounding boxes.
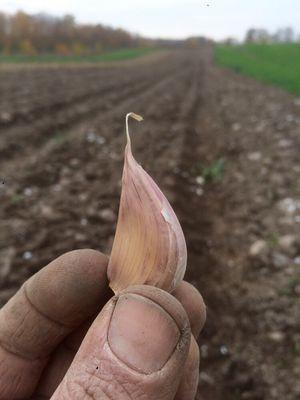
[245,28,271,43]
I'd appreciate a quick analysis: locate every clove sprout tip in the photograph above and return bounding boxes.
[125,112,144,145]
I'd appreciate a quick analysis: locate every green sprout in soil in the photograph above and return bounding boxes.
[266,232,279,247]
[202,157,225,182]
[11,194,24,204]
[53,132,68,144]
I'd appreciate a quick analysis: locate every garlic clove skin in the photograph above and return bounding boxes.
[107,113,187,294]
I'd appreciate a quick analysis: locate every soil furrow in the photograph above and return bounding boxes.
[0,66,186,169]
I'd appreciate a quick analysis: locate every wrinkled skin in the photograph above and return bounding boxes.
[0,249,206,400]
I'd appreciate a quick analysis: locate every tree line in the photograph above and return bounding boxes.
[0,11,150,55]
[245,27,299,44]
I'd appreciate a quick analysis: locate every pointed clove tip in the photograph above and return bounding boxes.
[127,112,143,122]
[125,112,144,145]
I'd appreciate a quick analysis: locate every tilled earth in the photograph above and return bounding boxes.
[0,47,299,399]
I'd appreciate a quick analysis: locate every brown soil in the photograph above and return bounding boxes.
[0,47,299,399]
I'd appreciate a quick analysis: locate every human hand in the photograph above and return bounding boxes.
[0,249,206,400]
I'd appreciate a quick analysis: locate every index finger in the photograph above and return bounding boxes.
[0,249,109,400]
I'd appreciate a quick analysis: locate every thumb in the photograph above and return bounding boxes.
[51,285,191,400]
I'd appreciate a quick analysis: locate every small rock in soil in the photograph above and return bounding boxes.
[272,252,290,268]
[86,130,97,142]
[247,151,262,161]
[278,235,298,256]
[69,158,80,167]
[199,372,215,385]
[99,208,116,223]
[195,175,205,185]
[285,114,295,123]
[78,192,88,202]
[232,122,241,131]
[195,187,204,196]
[278,139,292,148]
[80,218,88,226]
[294,256,300,265]
[268,331,285,342]
[278,198,300,214]
[220,345,229,356]
[249,240,268,257]
[75,233,86,242]
[23,187,33,196]
[22,251,33,260]
[0,111,12,123]
[40,204,60,221]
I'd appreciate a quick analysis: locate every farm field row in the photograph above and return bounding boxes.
[0,47,299,400]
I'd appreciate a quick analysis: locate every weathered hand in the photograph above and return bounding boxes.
[0,249,206,400]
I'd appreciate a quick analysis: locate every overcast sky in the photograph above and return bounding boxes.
[0,0,299,40]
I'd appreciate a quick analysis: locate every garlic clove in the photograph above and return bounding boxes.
[107,113,187,294]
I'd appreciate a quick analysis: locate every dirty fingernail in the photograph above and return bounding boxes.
[108,293,180,374]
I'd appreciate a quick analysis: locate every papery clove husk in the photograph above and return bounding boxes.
[107,113,187,293]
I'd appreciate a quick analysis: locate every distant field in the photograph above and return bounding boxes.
[215,43,300,96]
[0,47,156,64]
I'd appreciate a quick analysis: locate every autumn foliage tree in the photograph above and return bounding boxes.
[0,11,147,55]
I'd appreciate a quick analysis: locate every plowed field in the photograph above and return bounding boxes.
[1,47,299,399]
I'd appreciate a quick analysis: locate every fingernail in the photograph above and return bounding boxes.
[108,293,180,374]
